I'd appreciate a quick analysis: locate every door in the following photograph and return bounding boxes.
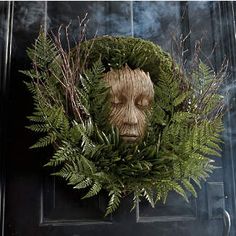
[1,1,235,235]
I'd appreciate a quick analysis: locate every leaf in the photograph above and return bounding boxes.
[171,182,189,203]
[68,174,85,185]
[73,177,92,190]
[105,188,121,216]
[26,29,58,69]
[142,188,155,208]
[191,177,202,189]
[30,131,57,148]
[80,155,96,173]
[82,182,102,199]
[131,190,142,212]
[182,179,197,198]
[44,142,75,167]
[173,92,190,106]
[172,112,193,123]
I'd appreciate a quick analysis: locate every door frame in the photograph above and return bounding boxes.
[1,1,236,236]
[0,2,14,236]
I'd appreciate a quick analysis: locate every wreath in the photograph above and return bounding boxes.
[22,29,226,216]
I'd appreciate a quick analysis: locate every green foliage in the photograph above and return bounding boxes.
[79,36,172,84]
[22,32,225,216]
[81,60,111,131]
[105,188,122,216]
[26,29,58,70]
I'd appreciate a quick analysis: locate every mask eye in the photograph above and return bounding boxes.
[111,95,126,106]
[136,98,150,109]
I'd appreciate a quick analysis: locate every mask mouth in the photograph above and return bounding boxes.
[120,134,139,142]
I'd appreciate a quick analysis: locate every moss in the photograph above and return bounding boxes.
[79,36,174,85]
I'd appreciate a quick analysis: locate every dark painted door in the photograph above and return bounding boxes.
[1,2,236,236]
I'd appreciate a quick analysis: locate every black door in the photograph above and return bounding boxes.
[1,2,236,236]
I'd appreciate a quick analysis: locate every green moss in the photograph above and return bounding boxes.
[80,36,174,85]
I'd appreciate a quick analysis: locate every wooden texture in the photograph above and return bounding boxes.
[103,65,154,142]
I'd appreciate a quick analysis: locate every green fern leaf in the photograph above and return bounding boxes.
[105,188,122,216]
[182,179,197,198]
[142,188,155,208]
[73,177,92,190]
[80,155,96,173]
[82,182,102,199]
[171,182,189,203]
[173,91,190,107]
[26,123,50,132]
[30,131,57,148]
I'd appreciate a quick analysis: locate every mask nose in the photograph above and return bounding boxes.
[123,103,138,125]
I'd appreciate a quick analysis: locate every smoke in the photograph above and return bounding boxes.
[87,1,181,52]
[0,2,10,47]
[133,2,180,37]
[9,2,224,58]
[11,2,181,53]
[0,8,6,52]
[14,2,49,32]
[187,2,214,57]
[87,2,133,36]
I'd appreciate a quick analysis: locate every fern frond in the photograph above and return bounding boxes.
[44,142,76,167]
[68,174,85,185]
[82,181,102,199]
[26,123,50,132]
[105,188,122,216]
[131,189,142,212]
[142,188,155,208]
[73,177,93,190]
[80,155,96,173]
[27,29,58,69]
[171,182,189,203]
[30,131,57,148]
[182,179,197,198]
[173,91,190,107]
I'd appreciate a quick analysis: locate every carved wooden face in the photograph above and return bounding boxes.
[103,65,154,142]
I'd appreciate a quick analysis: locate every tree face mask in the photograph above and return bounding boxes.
[104,65,154,143]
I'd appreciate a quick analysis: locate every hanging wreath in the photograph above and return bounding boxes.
[21,28,226,216]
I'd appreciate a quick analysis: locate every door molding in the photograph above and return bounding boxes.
[0,2,14,236]
[208,2,236,235]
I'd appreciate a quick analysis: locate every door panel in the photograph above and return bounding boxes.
[1,1,235,236]
[41,176,111,225]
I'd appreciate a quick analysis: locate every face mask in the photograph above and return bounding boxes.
[104,65,154,142]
